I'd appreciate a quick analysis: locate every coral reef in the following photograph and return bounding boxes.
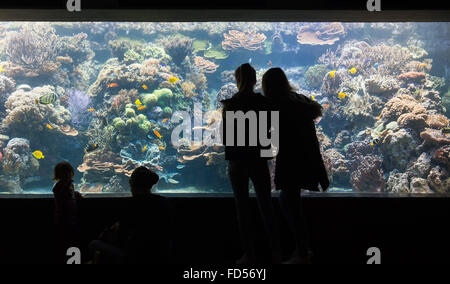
[215,83,238,109]
[305,64,328,89]
[3,86,76,139]
[350,155,385,192]
[420,128,450,146]
[433,145,450,170]
[222,30,267,51]
[4,24,61,78]
[193,56,219,74]
[0,75,15,94]
[1,138,39,193]
[381,129,418,171]
[409,178,432,193]
[427,166,449,193]
[386,171,410,193]
[297,23,345,45]
[161,34,193,65]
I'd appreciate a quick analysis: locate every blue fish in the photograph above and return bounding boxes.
[176,165,185,170]
[374,63,380,68]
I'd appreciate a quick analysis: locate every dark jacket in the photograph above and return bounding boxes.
[221,91,273,161]
[273,92,328,191]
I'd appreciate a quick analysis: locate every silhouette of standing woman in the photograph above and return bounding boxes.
[262,68,329,264]
[221,63,281,264]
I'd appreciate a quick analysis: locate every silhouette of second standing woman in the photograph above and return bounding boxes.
[262,68,329,263]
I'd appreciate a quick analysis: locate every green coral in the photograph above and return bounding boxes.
[428,75,446,93]
[125,107,136,118]
[163,106,173,116]
[141,93,158,108]
[442,90,450,117]
[263,40,272,55]
[153,88,173,105]
[142,44,171,61]
[124,49,144,63]
[112,117,126,131]
[138,120,152,136]
[203,45,229,59]
[305,64,328,89]
[192,40,210,53]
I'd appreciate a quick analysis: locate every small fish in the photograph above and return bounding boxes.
[323,104,330,108]
[248,58,252,64]
[107,83,118,88]
[153,130,162,139]
[168,77,179,84]
[161,63,166,67]
[84,143,98,153]
[36,93,57,105]
[162,118,169,123]
[349,67,357,74]
[418,63,428,70]
[377,113,382,120]
[267,60,272,67]
[329,70,336,78]
[176,165,185,169]
[311,95,315,101]
[159,146,166,150]
[87,108,95,112]
[142,84,148,90]
[338,92,349,99]
[137,106,146,110]
[365,59,371,65]
[135,99,142,106]
[142,144,148,152]
[46,124,53,130]
[32,150,45,159]
[0,65,5,73]
[168,178,179,184]
[374,63,380,69]
[370,138,381,146]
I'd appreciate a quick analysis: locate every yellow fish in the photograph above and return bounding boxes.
[418,63,428,70]
[32,150,44,159]
[0,65,5,73]
[338,92,349,99]
[87,108,95,112]
[46,124,53,130]
[349,67,357,74]
[168,76,179,84]
[142,84,148,90]
[135,99,142,106]
[159,146,166,150]
[162,118,168,123]
[311,95,315,101]
[142,144,148,152]
[330,70,336,78]
[377,113,382,120]
[154,130,162,139]
[137,106,146,110]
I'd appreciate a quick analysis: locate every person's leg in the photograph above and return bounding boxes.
[250,160,281,263]
[228,160,255,263]
[279,189,309,260]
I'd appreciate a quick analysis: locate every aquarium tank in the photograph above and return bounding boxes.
[0,21,448,195]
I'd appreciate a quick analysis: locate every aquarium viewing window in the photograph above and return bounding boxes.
[0,16,448,196]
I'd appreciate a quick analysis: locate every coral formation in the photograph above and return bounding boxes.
[305,64,328,89]
[193,56,219,73]
[297,23,345,45]
[350,155,385,192]
[222,30,267,51]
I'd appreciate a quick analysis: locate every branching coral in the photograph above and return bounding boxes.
[297,22,345,45]
[193,56,219,74]
[161,34,193,65]
[4,24,61,76]
[222,30,267,51]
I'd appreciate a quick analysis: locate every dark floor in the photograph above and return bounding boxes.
[0,194,449,264]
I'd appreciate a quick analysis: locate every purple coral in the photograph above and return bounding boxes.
[67,89,91,128]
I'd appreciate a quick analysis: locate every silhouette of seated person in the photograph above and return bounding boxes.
[90,166,173,264]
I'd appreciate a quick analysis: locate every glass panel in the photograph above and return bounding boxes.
[0,22,448,195]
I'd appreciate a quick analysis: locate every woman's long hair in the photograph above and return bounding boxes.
[234,63,256,95]
[262,67,293,100]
